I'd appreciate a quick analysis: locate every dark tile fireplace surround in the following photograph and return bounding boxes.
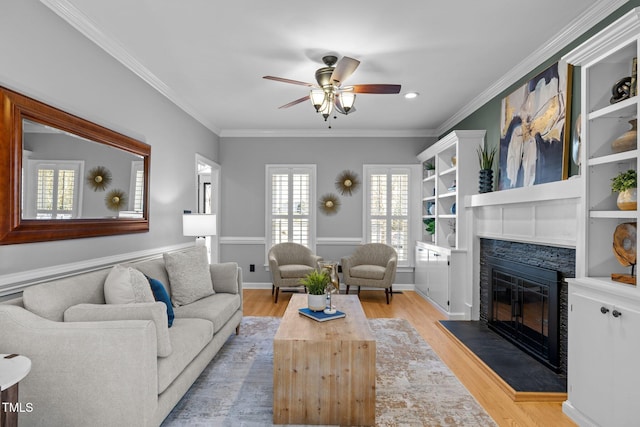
[479,239,575,377]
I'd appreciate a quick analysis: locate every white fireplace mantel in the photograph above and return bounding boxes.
[466,178,582,248]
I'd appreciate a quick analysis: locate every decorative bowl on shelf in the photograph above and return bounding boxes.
[611,119,637,153]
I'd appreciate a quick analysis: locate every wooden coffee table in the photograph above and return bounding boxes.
[273,294,376,426]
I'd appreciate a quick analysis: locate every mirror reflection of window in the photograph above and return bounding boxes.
[130,161,144,213]
[22,119,145,220]
[25,160,83,219]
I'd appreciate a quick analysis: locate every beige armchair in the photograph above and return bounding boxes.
[268,242,323,303]
[341,243,397,304]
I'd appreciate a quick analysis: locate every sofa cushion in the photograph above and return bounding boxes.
[157,318,214,394]
[210,262,239,294]
[133,258,173,296]
[22,269,109,321]
[63,302,173,357]
[164,247,214,306]
[173,293,241,333]
[147,277,174,327]
[104,265,155,305]
[350,264,386,280]
[279,264,315,279]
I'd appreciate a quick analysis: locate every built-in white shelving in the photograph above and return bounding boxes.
[562,8,640,426]
[415,130,485,319]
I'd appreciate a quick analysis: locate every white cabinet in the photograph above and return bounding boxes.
[564,281,640,426]
[562,8,640,426]
[414,242,468,319]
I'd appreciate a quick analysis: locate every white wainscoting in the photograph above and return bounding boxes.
[222,236,414,290]
[0,242,192,298]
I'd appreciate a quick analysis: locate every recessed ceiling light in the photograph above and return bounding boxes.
[404,92,419,99]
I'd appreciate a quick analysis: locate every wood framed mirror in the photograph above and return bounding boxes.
[0,86,150,244]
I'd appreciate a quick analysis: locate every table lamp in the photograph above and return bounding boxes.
[182,213,216,246]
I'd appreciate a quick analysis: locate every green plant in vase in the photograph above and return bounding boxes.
[299,269,330,311]
[611,169,637,210]
[424,218,435,242]
[477,145,497,193]
[424,161,435,178]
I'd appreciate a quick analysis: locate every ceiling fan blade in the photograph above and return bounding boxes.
[351,84,401,94]
[263,76,315,87]
[278,95,310,109]
[330,57,360,86]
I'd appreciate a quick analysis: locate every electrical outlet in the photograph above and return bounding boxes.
[249,264,255,272]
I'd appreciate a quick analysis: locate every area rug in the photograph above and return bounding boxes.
[161,316,496,427]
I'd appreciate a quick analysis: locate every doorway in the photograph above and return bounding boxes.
[195,153,220,263]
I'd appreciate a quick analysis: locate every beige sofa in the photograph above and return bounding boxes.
[0,250,243,427]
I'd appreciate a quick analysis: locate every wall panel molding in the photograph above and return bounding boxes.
[0,242,191,297]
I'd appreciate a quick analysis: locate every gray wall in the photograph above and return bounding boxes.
[219,136,435,285]
[0,0,218,285]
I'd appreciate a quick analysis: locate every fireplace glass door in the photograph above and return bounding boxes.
[488,257,560,371]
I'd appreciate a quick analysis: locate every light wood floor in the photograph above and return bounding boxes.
[243,288,577,427]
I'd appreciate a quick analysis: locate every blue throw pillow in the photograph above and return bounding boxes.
[147,277,174,327]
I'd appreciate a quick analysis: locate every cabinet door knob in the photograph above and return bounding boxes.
[600,307,610,314]
[612,310,622,318]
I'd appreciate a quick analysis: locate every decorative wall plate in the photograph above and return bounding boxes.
[319,193,340,215]
[335,170,360,196]
[105,189,127,211]
[87,166,112,191]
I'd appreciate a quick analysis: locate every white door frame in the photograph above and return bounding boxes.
[195,153,220,263]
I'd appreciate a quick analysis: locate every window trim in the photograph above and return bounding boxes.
[363,164,421,267]
[265,164,317,258]
[129,160,144,212]
[24,159,84,219]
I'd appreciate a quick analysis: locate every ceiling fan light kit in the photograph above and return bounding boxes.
[264,54,400,126]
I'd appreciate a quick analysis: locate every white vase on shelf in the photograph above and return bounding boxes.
[447,232,456,247]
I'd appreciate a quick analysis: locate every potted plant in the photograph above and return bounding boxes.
[477,145,497,193]
[299,269,329,311]
[424,218,435,242]
[424,162,435,177]
[611,169,637,210]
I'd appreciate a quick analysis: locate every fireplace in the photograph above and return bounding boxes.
[479,239,574,377]
[486,256,561,372]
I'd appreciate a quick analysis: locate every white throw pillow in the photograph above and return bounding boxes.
[210,262,239,294]
[163,246,214,306]
[104,264,155,305]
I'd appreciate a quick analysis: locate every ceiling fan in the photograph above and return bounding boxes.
[263,55,401,123]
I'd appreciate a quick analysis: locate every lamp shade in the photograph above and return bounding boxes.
[182,214,216,237]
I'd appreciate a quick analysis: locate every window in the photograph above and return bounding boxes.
[364,165,417,266]
[24,160,83,219]
[266,165,316,251]
[130,161,145,212]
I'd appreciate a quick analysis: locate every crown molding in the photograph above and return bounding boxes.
[436,0,629,136]
[219,128,438,138]
[39,0,222,135]
[40,0,627,139]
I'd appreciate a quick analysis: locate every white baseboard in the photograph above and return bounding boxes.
[562,401,596,427]
[243,282,415,291]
